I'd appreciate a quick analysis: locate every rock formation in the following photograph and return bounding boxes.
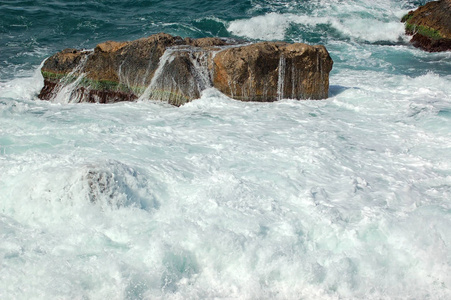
[402,0,451,52]
[39,33,333,106]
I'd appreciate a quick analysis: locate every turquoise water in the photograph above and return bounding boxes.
[1,0,450,299]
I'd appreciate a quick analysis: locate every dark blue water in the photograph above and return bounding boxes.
[0,0,439,80]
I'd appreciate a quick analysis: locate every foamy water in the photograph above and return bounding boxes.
[1,0,451,299]
[228,0,408,42]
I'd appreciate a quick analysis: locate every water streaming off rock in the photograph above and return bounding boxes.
[139,47,217,106]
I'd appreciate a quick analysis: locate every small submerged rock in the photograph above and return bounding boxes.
[39,33,333,106]
[80,161,161,211]
[402,0,451,52]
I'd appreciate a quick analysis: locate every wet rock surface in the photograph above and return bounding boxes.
[402,0,451,52]
[39,33,333,105]
[213,42,333,101]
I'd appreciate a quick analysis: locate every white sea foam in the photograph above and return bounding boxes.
[228,0,408,42]
[1,61,450,298]
[228,12,406,42]
[0,65,44,101]
[228,12,292,40]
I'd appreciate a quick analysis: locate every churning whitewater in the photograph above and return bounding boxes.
[1,0,450,299]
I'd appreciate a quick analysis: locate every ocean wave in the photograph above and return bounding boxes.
[228,11,406,43]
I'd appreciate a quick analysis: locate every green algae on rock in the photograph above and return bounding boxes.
[402,0,451,52]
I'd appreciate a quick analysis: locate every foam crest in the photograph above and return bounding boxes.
[228,0,408,43]
[0,65,44,101]
[228,12,292,40]
[329,17,405,42]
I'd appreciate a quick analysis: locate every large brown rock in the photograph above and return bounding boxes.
[402,0,451,52]
[39,33,333,106]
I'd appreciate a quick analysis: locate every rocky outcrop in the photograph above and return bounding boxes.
[402,0,451,52]
[39,33,333,106]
